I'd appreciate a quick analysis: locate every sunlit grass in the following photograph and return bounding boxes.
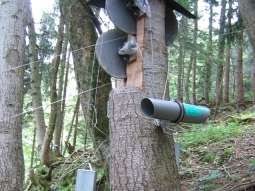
[175,121,243,149]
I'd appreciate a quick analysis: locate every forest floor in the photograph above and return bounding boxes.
[178,102,255,191]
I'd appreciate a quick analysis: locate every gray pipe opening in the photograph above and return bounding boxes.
[141,98,154,117]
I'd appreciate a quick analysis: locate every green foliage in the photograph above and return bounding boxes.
[202,152,216,163]
[194,170,223,191]
[218,147,234,166]
[249,158,255,171]
[176,122,242,150]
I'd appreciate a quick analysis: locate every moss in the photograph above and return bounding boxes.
[203,152,216,163]
[218,147,234,166]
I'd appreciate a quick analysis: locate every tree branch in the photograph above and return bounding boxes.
[77,0,103,34]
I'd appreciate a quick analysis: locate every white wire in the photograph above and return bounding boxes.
[0,36,127,74]
[0,83,111,123]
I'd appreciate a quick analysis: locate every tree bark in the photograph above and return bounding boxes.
[53,28,69,157]
[192,0,198,105]
[185,56,192,104]
[27,1,47,162]
[238,0,255,53]
[177,18,184,102]
[43,15,64,166]
[215,0,226,105]
[108,0,180,189]
[252,56,255,102]
[224,0,233,104]
[204,1,213,104]
[0,0,28,190]
[236,30,245,109]
[60,0,111,183]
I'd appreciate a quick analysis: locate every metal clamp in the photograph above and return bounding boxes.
[84,162,93,171]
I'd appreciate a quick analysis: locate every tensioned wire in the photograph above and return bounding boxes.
[0,83,112,123]
[1,27,255,131]
[1,27,255,74]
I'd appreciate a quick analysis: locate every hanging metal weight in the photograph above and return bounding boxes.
[75,163,97,191]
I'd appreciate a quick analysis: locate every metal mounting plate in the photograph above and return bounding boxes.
[165,7,178,46]
[106,0,137,34]
[95,29,128,78]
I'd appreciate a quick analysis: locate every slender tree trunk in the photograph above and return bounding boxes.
[0,0,28,190]
[53,29,69,157]
[73,108,79,150]
[177,18,184,102]
[236,30,245,109]
[60,0,112,185]
[252,56,255,102]
[108,0,180,189]
[204,1,213,104]
[43,15,64,166]
[192,1,198,105]
[215,0,226,105]
[224,0,233,104]
[63,97,80,156]
[238,0,255,53]
[185,56,192,104]
[177,40,183,102]
[27,1,46,162]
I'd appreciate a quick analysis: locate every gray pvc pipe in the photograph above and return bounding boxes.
[141,98,182,122]
[141,98,210,124]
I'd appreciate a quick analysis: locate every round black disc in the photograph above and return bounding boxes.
[106,0,136,34]
[165,7,178,46]
[95,29,128,78]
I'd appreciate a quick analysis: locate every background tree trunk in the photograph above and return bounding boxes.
[27,1,47,162]
[0,0,28,190]
[224,0,233,104]
[60,0,111,182]
[236,30,245,109]
[204,0,214,104]
[53,29,69,157]
[215,0,226,104]
[238,0,255,53]
[252,56,255,102]
[108,0,180,189]
[192,1,198,105]
[42,15,64,166]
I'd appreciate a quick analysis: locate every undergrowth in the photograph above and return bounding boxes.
[175,121,243,149]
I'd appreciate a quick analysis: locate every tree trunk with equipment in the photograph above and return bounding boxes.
[108,0,180,190]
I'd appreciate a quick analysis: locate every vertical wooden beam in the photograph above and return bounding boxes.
[126,15,145,89]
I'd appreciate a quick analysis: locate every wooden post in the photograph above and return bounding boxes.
[126,15,145,89]
[116,12,145,89]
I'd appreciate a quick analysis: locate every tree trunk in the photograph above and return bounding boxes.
[192,1,198,105]
[60,0,112,182]
[252,56,255,102]
[0,0,28,190]
[204,1,213,104]
[224,0,233,104]
[236,30,245,109]
[215,0,226,105]
[42,15,64,166]
[177,18,184,102]
[185,56,192,104]
[53,29,69,157]
[108,0,180,190]
[238,0,255,53]
[27,1,46,162]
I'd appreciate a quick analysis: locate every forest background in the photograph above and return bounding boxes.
[0,0,255,190]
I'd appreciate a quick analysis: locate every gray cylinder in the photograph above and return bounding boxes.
[141,98,210,124]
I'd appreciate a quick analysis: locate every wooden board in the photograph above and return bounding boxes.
[126,15,145,89]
